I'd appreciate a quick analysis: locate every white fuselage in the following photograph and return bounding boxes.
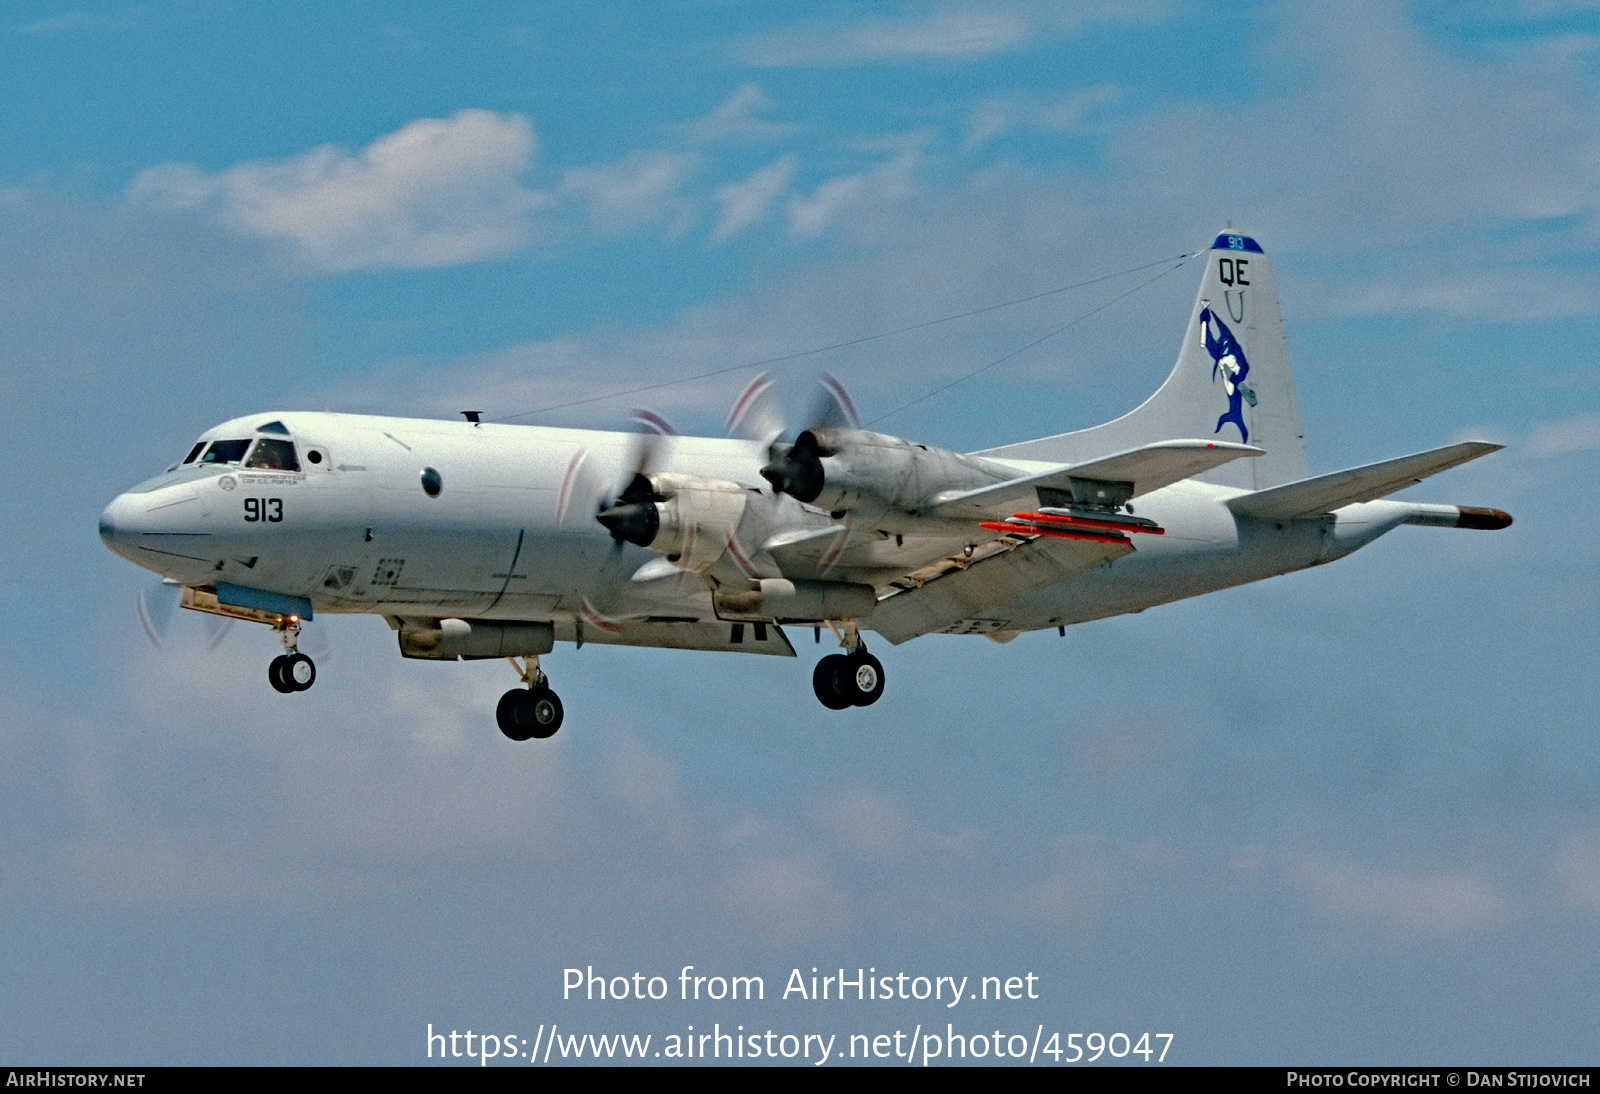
[99,409,1406,642]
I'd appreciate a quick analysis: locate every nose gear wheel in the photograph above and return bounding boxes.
[269,652,316,693]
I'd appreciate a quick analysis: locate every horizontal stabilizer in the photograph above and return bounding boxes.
[932,439,1261,518]
[1225,442,1503,521]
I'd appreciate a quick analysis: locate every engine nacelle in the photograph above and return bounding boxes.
[596,472,750,574]
[761,427,1005,519]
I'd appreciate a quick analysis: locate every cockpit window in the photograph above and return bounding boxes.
[182,442,206,465]
[257,420,290,435]
[199,439,252,465]
[245,437,300,472]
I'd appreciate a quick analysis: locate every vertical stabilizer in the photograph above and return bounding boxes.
[978,232,1309,491]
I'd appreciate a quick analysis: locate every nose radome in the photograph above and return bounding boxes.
[98,492,148,559]
[99,495,127,547]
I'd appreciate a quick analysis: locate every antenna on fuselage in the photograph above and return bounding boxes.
[461,411,482,425]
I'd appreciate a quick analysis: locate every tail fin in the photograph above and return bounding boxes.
[978,231,1309,491]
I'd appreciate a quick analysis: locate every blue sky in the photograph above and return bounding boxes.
[4,0,1599,1065]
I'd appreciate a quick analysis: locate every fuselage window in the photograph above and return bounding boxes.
[199,439,252,465]
[246,438,301,472]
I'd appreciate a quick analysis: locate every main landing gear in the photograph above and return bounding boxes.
[811,622,885,710]
[497,655,564,741]
[268,618,316,694]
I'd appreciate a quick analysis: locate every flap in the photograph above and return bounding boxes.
[870,534,1130,644]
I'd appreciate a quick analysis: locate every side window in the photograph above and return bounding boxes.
[245,438,301,472]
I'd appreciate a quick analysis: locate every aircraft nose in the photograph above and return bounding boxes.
[99,493,138,555]
[99,488,188,561]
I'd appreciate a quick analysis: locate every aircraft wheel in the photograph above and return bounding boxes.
[812,655,853,710]
[846,651,885,707]
[268,655,294,694]
[497,688,535,742]
[525,686,564,738]
[283,652,316,692]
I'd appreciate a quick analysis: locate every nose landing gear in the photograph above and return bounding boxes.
[268,618,316,694]
[497,655,564,741]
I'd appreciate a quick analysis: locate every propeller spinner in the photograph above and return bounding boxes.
[595,410,675,547]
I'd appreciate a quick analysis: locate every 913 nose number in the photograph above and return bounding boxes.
[244,498,283,522]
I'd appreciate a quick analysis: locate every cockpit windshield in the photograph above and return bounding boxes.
[179,430,302,471]
[198,439,252,465]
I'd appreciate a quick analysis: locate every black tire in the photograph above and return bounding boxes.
[497,688,535,741]
[524,686,564,738]
[812,655,853,710]
[283,652,316,692]
[846,651,885,706]
[268,655,294,694]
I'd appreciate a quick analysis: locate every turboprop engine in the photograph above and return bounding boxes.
[760,427,1009,521]
[596,471,755,574]
[595,469,878,623]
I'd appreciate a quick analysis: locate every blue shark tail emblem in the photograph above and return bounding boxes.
[1199,304,1255,443]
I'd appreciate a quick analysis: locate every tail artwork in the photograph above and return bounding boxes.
[981,232,1309,491]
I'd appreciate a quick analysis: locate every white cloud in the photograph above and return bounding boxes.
[1552,827,1600,912]
[752,7,1037,64]
[963,87,1121,151]
[1289,855,1511,939]
[682,83,799,144]
[1527,412,1600,458]
[558,150,700,236]
[712,156,796,244]
[787,151,922,240]
[739,2,1162,66]
[128,110,546,272]
[21,9,145,35]
[1129,0,1599,253]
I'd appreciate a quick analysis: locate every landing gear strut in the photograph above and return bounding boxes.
[268,618,315,694]
[497,655,564,741]
[811,621,884,709]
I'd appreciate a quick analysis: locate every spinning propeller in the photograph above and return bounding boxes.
[595,410,675,547]
[726,372,860,505]
[138,578,231,650]
[135,577,331,658]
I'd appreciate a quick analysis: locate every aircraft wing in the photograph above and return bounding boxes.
[929,439,1261,518]
[760,442,1230,642]
[869,533,1132,644]
[1224,441,1503,521]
